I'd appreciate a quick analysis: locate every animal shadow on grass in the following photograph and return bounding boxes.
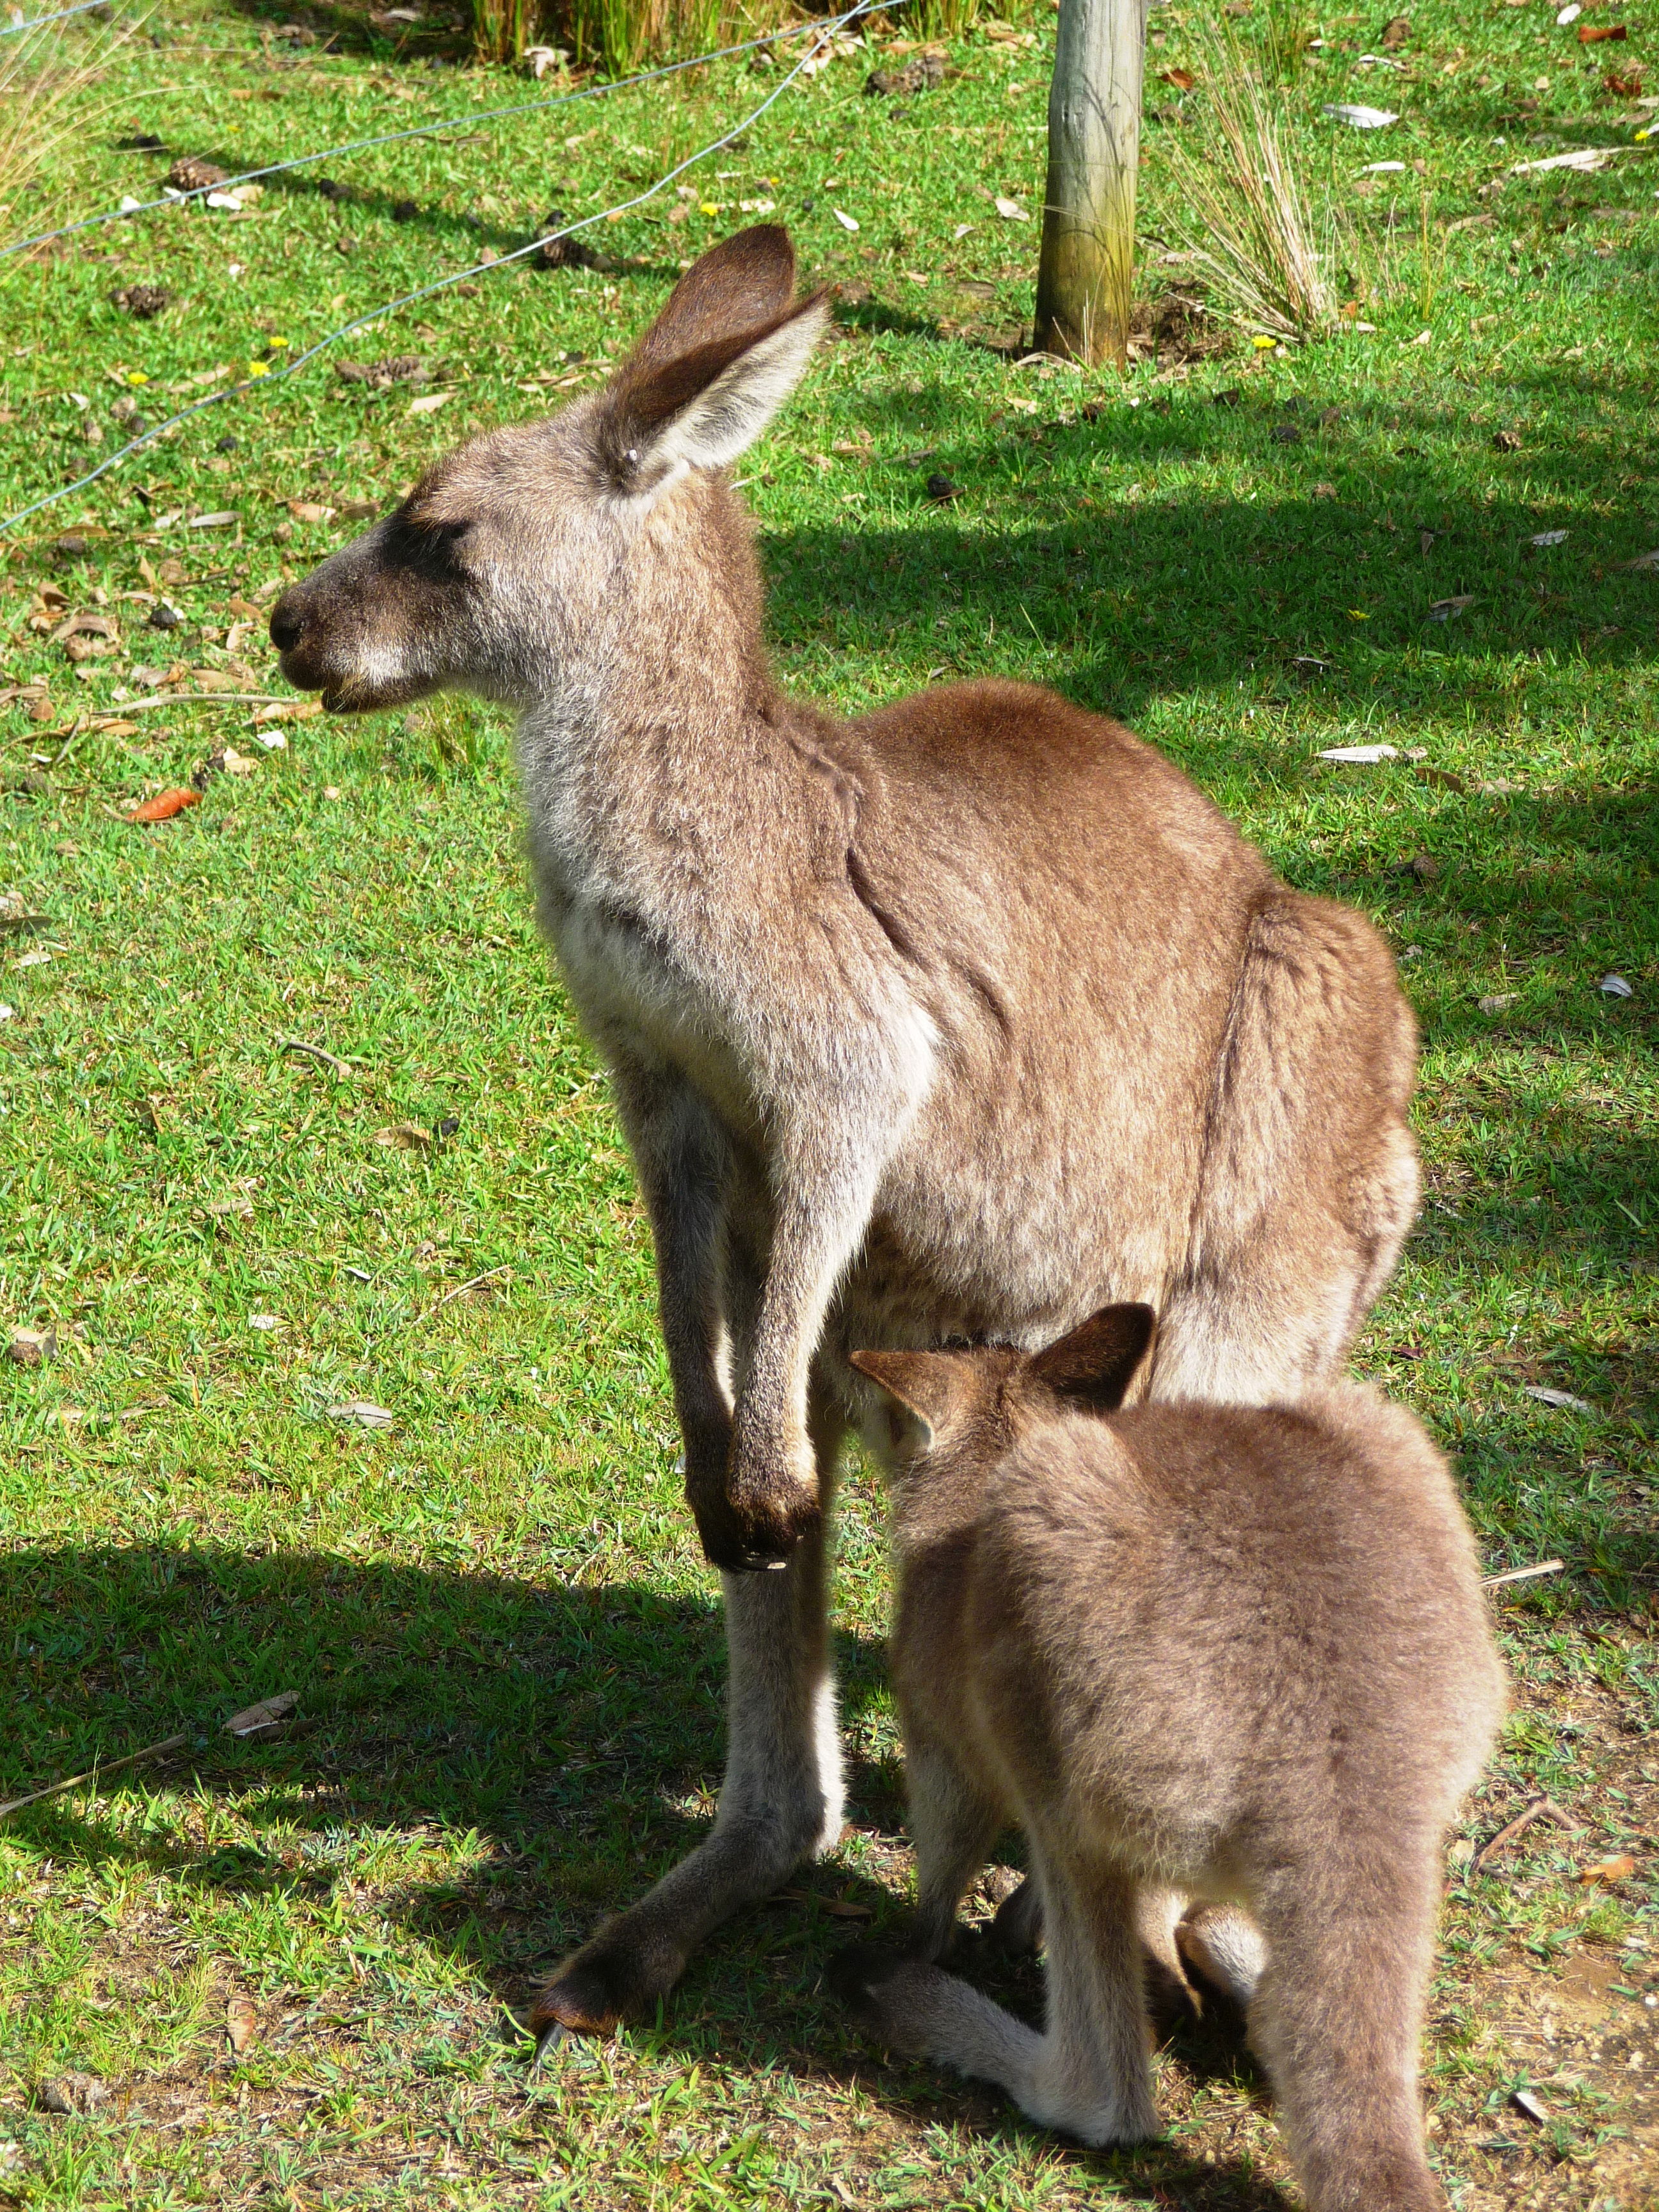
[6,1543,1294,2205]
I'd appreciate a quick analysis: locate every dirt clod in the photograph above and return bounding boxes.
[166,156,228,193]
[110,284,170,319]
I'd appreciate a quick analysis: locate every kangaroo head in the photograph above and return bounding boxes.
[268,225,828,713]
[849,1304,1158,1471]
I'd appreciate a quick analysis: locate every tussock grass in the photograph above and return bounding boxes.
[1154,24,1336,341]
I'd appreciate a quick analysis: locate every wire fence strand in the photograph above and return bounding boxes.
[0,3,874,538]
[1,0,116,36]
[3,2,894,260]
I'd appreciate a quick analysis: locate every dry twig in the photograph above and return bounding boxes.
[0,1733,188,1822]
[1472,1795,1581,1875]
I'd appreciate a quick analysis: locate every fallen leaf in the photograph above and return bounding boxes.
[1579,1853,1637,1883]
[6,1326,54,1366]
[1530,528,1569,547]
[993,195,1029,220]
[831,207,860,232]
[223,1689,300,1738]
[189,511,238,531]
[287,499,334,525]
[1623,547,1659,570]
[327,1399,395,1429]
[1324,102,1399,127]
[248,1313,284,1333]
[1319,744,1399,763]
[1362,158,1409,173]
[1158,65,1195,88]
[408,392,451,415]
[225,1994,258,2054]
[376,1121,433,1148]
[1415,763,1468,792]
[1523,1384,1595,1413]
[776,1887,873,1919]
[1511,2088,1548,2125]
[1578,20,1626,40]
[253,700,321,725]
[13,949,52,970]
[1429,595,1477,621]
[128,789,201,823]
[1477,993,1517,1014]
[1381,14,1411,45]
[220,747,260,776]
[1599,973,1633,998]
[1510,147,1609,173]
[189,669,245,694]
[1557,1,1581,19]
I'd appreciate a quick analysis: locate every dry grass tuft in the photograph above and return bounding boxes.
[0,18,125,237]
[1155,27,1336,341]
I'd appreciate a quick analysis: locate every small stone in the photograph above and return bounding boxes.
[390,198,419,223]
[6,1326,55,1366]
[925,473,961,504]
[148,603,182,630]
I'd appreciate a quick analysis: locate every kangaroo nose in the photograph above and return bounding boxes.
[268,594,303,653]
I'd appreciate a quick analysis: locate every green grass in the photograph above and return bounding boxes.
[1,2,1656,2205]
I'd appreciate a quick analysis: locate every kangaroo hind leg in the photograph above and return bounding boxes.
[1251,1865,1444,2212]
[837,1848,1157,2149]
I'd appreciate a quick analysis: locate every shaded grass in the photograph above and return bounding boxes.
[0,1,1656,2206]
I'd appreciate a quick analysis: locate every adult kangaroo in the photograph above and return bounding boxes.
[269,226,1421,2039]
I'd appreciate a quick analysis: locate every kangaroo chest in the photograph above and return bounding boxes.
[533,834,765,1143]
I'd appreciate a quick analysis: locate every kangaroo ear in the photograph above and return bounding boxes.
[849,1348,972,1450]
[628,223,800,367]
[598,227,827,490]
[1027,1304,1156,1414]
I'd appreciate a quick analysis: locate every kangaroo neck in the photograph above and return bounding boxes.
[517,475,783,790]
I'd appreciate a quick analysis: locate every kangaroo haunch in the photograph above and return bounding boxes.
[271,227,1422,2038]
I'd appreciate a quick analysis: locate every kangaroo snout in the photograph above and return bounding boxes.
[268,518,455,713]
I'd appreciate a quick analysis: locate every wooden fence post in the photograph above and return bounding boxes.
[1034,0,1151,366]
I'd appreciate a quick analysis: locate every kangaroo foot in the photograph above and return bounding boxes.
[529,1917,687,2038]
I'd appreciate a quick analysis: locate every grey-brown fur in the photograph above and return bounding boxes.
[269,227,1421,2035]
[843,1311,1506,2209]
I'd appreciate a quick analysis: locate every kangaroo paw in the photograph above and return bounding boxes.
[694,1466,822,1573]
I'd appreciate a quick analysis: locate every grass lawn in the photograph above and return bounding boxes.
[1,1,1655,2204]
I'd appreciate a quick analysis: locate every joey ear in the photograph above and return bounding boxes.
[1027,1304,1156,1415]
[598,227,827,489]
[849,1348,972,1449]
